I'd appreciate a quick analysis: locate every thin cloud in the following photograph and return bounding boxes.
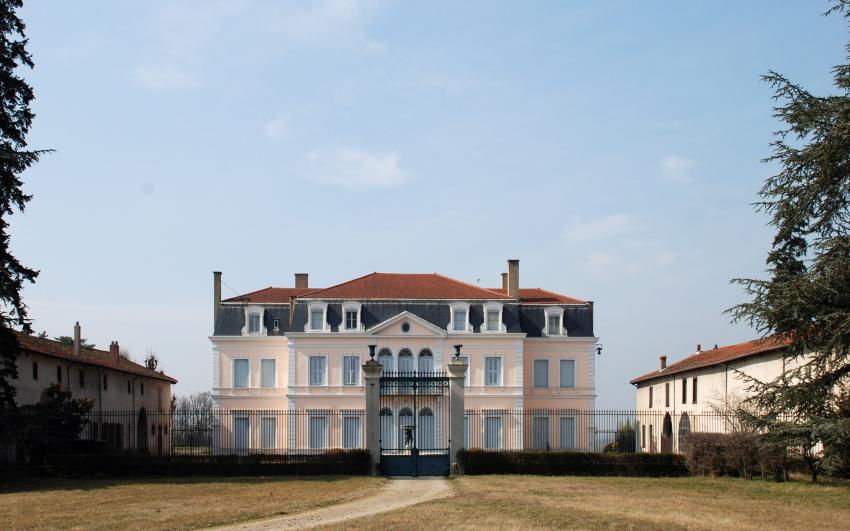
[562,213,633,244]
[306,147,411,189]
[132,65,199,91]
[661,155,696,182]
[264,115,290,141]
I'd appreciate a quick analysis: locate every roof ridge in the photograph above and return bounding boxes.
[300,271,380,298]
[430,272,513,299]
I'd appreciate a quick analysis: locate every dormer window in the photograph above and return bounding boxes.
[242,305,266,336]
[544,307,565,336]
[307,303,328,332]
[449,303,471,333]
[342,302,362,331]
[482,302,505,333]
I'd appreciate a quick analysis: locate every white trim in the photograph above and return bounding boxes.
[341,302,364,332]
[308,354,328,386]
[448,303,472,333]
[306,303,330,332]
[481,302,506,333]
[242,305,267,336]
[543,307,565,337]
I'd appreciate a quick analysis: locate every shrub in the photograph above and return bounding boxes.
[685,432,790,480]
[604,421,637,453]
[457,449,687,477]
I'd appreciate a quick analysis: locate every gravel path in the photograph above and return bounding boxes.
[215,478,452,530]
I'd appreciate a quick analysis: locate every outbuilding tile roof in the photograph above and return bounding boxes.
[629,337,790,385]
[488,287,586,304]
[295,272,514,300]
[15,332,178,384]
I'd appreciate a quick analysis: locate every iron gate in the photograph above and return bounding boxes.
[379,371,450,476]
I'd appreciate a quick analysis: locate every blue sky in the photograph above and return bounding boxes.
[11,1,847,407]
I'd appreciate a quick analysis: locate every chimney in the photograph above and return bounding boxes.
[295,273,309,289]
[507,259,519,298]
[501,272,508,292]
[110,341,120,364]
[660,355,667,370]
[73,322,81,357]
[696,344,702,353]
[213,271,222,328]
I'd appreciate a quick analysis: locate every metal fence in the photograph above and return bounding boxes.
[2,408,735,465]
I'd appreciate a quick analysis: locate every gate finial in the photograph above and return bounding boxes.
[453,344,462,359]
[369,344,377,360]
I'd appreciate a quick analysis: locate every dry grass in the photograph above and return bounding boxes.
[0,476,384,530]
[322,475,850,530]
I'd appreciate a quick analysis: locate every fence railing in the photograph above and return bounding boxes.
[2,408,738,466]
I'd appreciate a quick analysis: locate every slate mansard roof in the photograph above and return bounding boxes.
[15,332,178,384]
[629,337,790,385]
[217,272,593,338]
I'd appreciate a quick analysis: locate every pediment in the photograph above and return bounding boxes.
[367,311,446,337]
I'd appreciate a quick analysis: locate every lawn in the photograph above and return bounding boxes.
[0,476,384,530]
[322,475,850,530]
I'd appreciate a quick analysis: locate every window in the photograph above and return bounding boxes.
[343,356,359,385]
[127,380,131,394]
[665,382,670,407]
[310,308,324,331]
[79,370,85,388]
[398,349,414,373]
[418,349,433,373]
[261,416,276,449]
[533,359,549,388]
[377,348,393,373]
[682,378,687,404]
[261,359,276,388]
[234,415,250,451]
[485,415,503,449]
[345,310,358,330]
[309,356,327,386]
[57,366,62,384]
[247,312,261,334]
[560,416,576,449]
[103,374,108,391]
[533,416,550,449]
[418,408,435,449]
[141,382,144,395]
[486,310,500,331]
[692,377,698,404]
[272,318,280,332]
[32,361,38,381]
[642,424,646,448]
[398,408,414,449]
[547,314,561,335]
[343,415,361,448]
[309,414,328,449]
[380,408,394,449]
[485,357,502,386]
[453,309,467,331]
[233,359,249,388]
[560,359,576,388]
[648,386,653,408]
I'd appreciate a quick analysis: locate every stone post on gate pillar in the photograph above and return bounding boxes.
[363,344,383,475]
[447,344,468,475]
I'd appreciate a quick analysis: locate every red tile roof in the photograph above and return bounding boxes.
[629,337,790,385]
[301,272,513,300]
[15,332,178,384]
[223,287,317,303]
[488,287,586,304]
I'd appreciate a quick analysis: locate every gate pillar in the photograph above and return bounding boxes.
[447,345,468,474]
[363,345,383,475]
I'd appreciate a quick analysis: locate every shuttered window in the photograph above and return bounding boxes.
[260,359,275,388]
[485,357,502,386]
[233,359,249,388]
[560,359,576,388]
[247,312,261,334]
[234,416,250,450]
[418,349,434,373]
[532,416,549,449]
[261,417,276,449]
[343,356,359,385]
[309,356,326,386]
[453,309,467,331]
[310,309,324,330]
[308,415,328,449]
[418,408,436,449]
[486,310,500,331]
[533,359,549,388]
[485,416,503,449]
[559,416,576,449]
[343,415,361,448]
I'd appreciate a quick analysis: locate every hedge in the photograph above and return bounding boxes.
[21,449,372,477]
[458,449,688,477]
[685,432,790,481]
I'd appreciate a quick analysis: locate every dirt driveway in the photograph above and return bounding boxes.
[215,477,452,530]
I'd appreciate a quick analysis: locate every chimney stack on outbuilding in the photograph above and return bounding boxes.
[73,322,81,357]
[213,271,222,327]
[696,344,702,353]
[109,341,120,364]
[660,355,667,370]
[295,273,309,289]
[507,259,519,298]
[501,272,508,292]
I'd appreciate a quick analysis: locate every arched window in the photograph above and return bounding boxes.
[418,349,434,373]
[678,413,691,453]
[661,413,673,452]
[377,348,393,373]
[380,408,394,450]
[398,349,414,373]
[418,407,435,449]
[398,408,414,450]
